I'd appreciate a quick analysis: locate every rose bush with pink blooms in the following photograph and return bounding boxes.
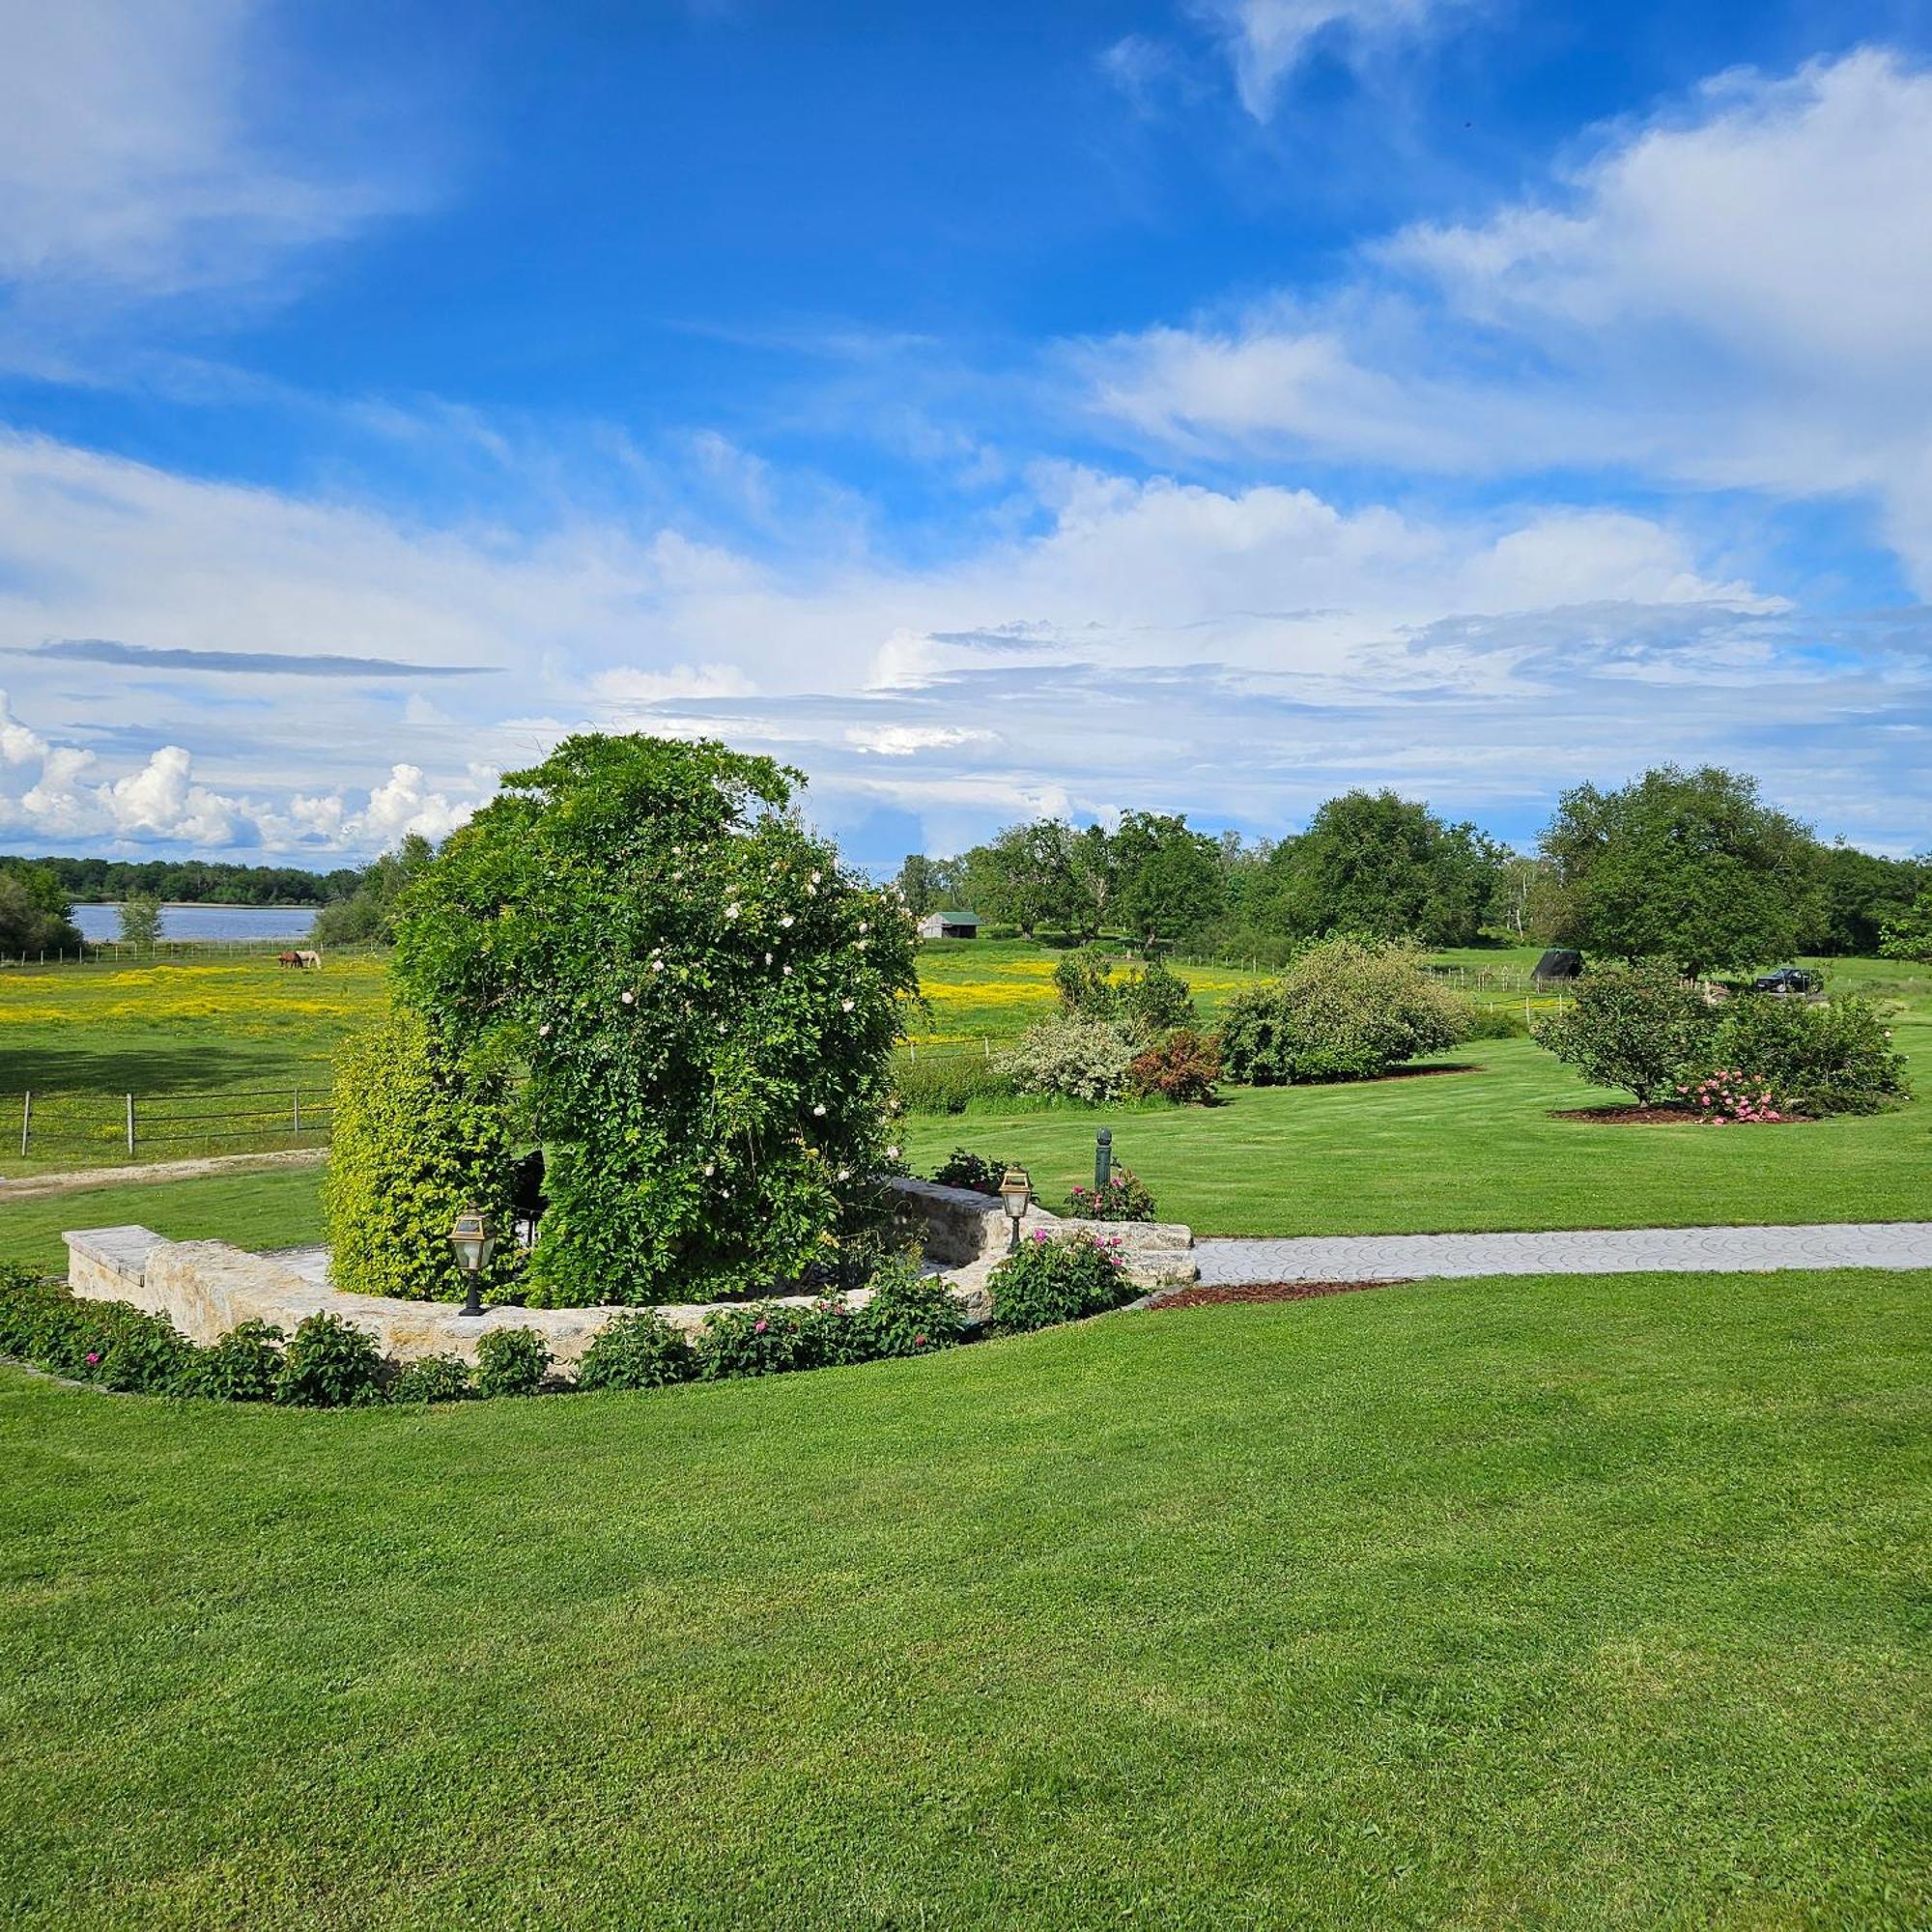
[1676,1068,1784,1124]
[990,1229,1140,1334]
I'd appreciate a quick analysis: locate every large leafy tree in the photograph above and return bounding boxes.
[313,833,437,948]
[1111,811,1225,946]
[1810,843,1926,956]
[1542,766,1822,978]
[1261,790,1503,947]
[385,734,919,1307]
[0,863,82,956]
[959,819,1081,936]
[1880,879,1932,961]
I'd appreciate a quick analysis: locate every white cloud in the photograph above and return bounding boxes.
[846,724,995,757]
[1078,48,1932,588]
[1199,0,1463,116]
[0,0,419,358]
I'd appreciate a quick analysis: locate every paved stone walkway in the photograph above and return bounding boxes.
[1196,1222,1932,1285]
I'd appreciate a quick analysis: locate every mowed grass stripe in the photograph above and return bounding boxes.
[2,1266,1926,1928]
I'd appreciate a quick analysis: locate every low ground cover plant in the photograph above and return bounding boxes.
[576,1310,699,1391]
[475,1327,553,1397]
[990,1229,1140,1333]
[274,1312,384,1407]
[389,1353,477,1403]
[1217,937,1471,1085]
[1065,1167,1156,1223]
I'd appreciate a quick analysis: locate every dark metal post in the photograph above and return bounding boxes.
[1094,1127,1112,1192]
[460,1270,484,1319]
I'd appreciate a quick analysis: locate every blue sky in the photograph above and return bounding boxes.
[0,0,1928,867]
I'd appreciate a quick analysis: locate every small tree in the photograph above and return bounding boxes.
[1880,880,1932,961]
[118,893,163,952]
[1530,960,1718,1105]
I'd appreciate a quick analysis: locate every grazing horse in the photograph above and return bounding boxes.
[276,951,300,968]
[294,949,322,970]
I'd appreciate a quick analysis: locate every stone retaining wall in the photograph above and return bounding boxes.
[64,1180,1196,1374]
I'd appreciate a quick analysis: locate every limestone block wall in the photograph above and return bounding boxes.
[63,1179,1196,1374]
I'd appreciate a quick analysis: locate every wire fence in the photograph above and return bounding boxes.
[0,939,366,970]
[8,1083,334,1164]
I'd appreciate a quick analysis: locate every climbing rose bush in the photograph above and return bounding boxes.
[392,734,919,1307]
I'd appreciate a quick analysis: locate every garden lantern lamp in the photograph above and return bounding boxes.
[999,1166,1031,1251]
[449,1208,496,1318]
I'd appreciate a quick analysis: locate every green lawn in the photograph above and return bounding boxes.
[3,1266,1925,1928]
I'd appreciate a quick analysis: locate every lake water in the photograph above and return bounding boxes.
[71,903,319,943]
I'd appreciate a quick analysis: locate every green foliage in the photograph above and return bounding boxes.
[695,1301,813,1378]
[1110,812,1226,946]
[389,1353,477,1404]
[1257,790,1504,948]
[576,1310,700,1391]
[1703,995,1910,1117]
[1118,958,1196,1037]
[1053,952,1117,1015]
[1541,766,1822,977]
[996,1013,1139,1102]
[274,1313,384,1407]
[1879,880,1932,961]
[391,733,919,1307]
[117,893,164,952]
[312,834,436,948]
[1810,844,1925,956]
[322,1004,520,1303]
[1065,1166,1156,1222]
[475,1327,552,1398]
[892,1050,1012,1115]
[1530,961,1719,1105]
[1215,938,1471,1086]
[929,1148,1016,1194]
[0,862,83,955]
[856,1260,964,1357]
[0,1268,198,1393]
[990,1230,1138,1333]
[181,1320,286,1401]
[1127,1027,1220,1103]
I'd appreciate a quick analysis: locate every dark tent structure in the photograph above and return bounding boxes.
[1532,948,1583,983]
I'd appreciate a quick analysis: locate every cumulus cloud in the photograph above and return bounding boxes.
[1077,48,1932,586]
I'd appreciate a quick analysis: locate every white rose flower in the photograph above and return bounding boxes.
[840,998,854,1012]
[620,990,635,1005]
[858,921,868,933]
[779,914,794,928]
[764,952,773,965]
[810,871,822,885]
[782,965,792,976]
[702,1162,715,1177]
[812,1103,827,1117]
[724,903,740,919]
[538,1022,552,1037]
[885,1145,899,1159]
[838,1168,850,1180]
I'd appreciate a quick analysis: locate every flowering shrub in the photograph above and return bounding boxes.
[576,1310,699,1391]
[182,1320,285,1401]
[274,1313,384,1408]
[475,1327,552,1398]
[389,1353,477,1403]
[1127,1028,1220,1104]
[1530,959,1718,1104]
[694,1301,814,1379]
[1218,939,1470,1086]
[1053,953,1197,1038]
[1702,994,1908,1117]
[390,734,919,1307]
[1065,1166,1157,1223]
[1676,1069,1784,1124]
[989,1230,1139,1334]
[996,1013,1138,1102]
[857,1261,964,1357]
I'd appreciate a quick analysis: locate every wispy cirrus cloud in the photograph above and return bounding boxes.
[1196,0,1470,116]
[16,639,497,678]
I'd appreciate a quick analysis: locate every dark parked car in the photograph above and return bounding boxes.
[1751,967,1818,995]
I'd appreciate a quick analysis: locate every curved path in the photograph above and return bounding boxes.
[1197,1222,1932,1285]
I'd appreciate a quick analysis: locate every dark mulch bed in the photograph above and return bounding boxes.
[1151,1279,1414,1310]
[1549,1105,1815,1126]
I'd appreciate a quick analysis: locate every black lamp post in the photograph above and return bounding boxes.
[999,1166,1032,1252]
[449,1208,497,1317]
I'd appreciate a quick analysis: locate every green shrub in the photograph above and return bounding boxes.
[1053,952,1119,1016]
[0,1266,81,1365]
[389,1353,477,1404]
[274,1313,384,1407]
[182,1320,285,1401]
[990,1230,1139,1335]
[323,1004,522,1303]
[1127,1027,1220,1103]
[929,1148,1017,1195]
[997,1013,1138,1103]
[576,1311,700,1391]
[1217,938,1471,1086]
[1701,995,1909,1117]
[694,1302,811,1379]
[1117,958,1196,1037]
[1460,1003,1528,1040]
[892,1051,1012,1115]
[1065,1166,1156,1223]
[475,1326,552,1398]
[857,1261,964,1358]
[1531,960,1718,1105]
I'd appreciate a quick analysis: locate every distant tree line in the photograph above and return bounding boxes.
[895,768,1928,973]
[0,855,363,906]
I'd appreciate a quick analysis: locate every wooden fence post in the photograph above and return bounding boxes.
[18,1092,29,1159]
[294,1086,302,1136]
[125,1094,135,1157]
